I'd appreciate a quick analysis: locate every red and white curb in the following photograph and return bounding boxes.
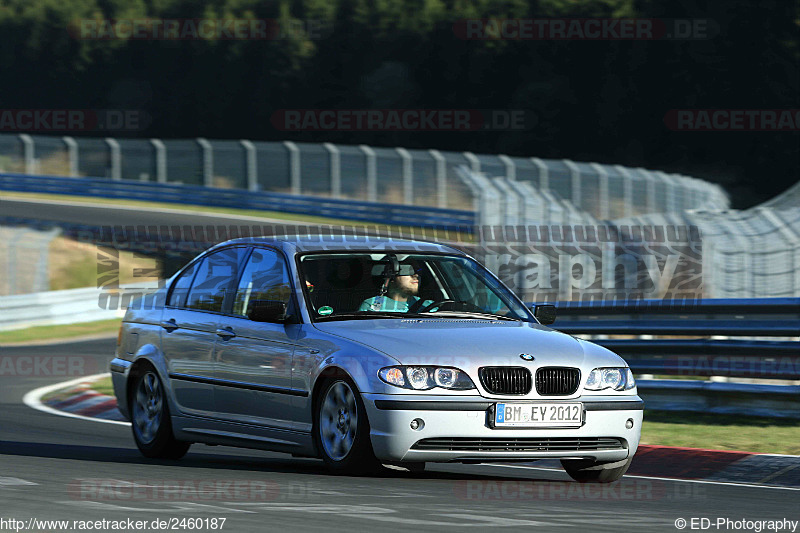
[23,373,129,426]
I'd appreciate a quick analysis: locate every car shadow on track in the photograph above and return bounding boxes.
[0,440,562,482]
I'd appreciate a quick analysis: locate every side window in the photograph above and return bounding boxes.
[167,261,200,307]
[233,248,292,317]
[185,248,244,313]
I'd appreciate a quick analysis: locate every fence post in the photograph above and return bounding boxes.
[638,168,657,213]
[498,154,516,180]
[396,147,413,205]
[197,138,213,187]
[62,136,79,177]
[654,171,678,212]
[240,140,257,191]
[150,139,167,183]
[463,151,480,173]
[531,157,548,191]
[105,138,121,180]
[759,208,800,293]
[34,228,61,292]
[359,144,377,202]
[590,162,610,220]
[323,142,341,198]
[614,165,634,217]
[683,175,699,208]
[562,159,582,208]
[7,228,30,295]
[429,149,447,208]
[283,141,301,195]
[19,134,34,174]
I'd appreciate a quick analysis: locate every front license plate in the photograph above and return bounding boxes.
[494,403,583,428]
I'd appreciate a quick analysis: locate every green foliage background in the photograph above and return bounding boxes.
[0,0,797,206]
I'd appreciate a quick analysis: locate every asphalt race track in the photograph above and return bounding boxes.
[0,197,305,228]
[1,337,797,533]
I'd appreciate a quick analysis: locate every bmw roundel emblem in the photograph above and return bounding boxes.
[519,353,535,361]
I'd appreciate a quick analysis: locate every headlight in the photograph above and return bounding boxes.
[434,368,457,388]
[407,367,430,390]
[601,368,622,389]
[584,367,635,391]
[378,366,475,390]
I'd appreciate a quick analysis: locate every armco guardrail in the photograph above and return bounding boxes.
[0,286,124,332]
[548,298,800,337]
[0,173,475,232]
[599,339,800,379]
[540,298,800,381]
[538,297,800,418]
[638,380,800,419]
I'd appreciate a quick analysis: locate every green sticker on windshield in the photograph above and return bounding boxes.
[318,306,333,316]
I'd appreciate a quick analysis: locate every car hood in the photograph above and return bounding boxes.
[313,318,625,369]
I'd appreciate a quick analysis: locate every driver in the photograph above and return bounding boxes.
[359,261,433,312]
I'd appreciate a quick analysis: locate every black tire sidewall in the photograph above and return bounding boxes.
[130,369,186,459]
[314,377,377,472]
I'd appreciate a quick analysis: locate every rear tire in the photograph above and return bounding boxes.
[314,377,381,474]
[130,367,190,460]
[561,456,633,483]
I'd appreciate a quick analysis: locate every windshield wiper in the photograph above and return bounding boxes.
[315,312,430,321]
[420,310,520,321]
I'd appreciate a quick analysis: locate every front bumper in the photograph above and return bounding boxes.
[109,357,133,421]
[363,393,643,463]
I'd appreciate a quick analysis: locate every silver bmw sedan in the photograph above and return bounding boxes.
[110,236,643,482]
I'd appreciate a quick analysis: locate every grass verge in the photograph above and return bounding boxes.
[0,318,121,345]
[86,375,114,396]
[641,410,800,455]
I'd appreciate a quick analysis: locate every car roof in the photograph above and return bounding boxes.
[205,235,466,255]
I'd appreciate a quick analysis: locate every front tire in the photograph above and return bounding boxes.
[130,368,190,460]
[561,456,633,483]
[314,377,380,473]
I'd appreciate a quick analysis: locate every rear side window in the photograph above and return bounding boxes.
[167,261,200,308]
[232,248,292,317]
[185,248,245,313]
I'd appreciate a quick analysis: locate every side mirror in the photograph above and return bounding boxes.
[248,300,287,323]
[532,304,557,325]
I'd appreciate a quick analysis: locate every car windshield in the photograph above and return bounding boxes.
[299,252,533,321]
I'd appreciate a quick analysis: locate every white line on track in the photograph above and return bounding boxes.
[22,372,130,427]
[485,463,800,492]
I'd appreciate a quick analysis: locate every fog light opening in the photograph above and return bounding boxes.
[410,418,424,431]
[625,418,634,429]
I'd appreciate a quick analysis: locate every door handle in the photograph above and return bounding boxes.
[161,319,179,332]
[216,327,236,340]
